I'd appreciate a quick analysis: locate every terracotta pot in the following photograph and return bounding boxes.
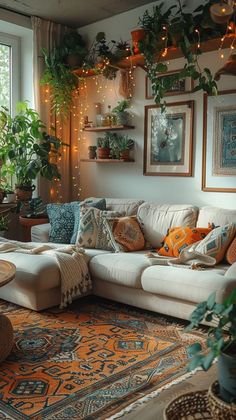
[131,28,146,54]
[97,147,110,159]
[120,150,130,161]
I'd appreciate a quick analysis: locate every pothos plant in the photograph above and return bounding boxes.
[138,0,221,111]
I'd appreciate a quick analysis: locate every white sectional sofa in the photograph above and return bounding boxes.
[0,198,235,322]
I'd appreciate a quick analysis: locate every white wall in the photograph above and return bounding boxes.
[78,2,236,209]
[0,10,33,107]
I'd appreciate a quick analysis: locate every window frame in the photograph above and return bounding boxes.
[0,32,20,114]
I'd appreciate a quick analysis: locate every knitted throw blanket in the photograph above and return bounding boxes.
[0,241,92,308]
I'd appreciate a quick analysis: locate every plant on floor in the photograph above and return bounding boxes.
[138,0,220,110]
[186,289,236,403]
[0,102,64,199]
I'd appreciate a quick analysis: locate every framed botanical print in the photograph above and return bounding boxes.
[144,101,194,176]
[202,90,236,192]
[145,69,193,100]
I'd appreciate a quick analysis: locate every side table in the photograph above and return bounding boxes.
[19,216,49,242]
[0,260,16,362]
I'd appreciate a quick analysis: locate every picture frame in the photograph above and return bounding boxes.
[144,101,194,176]
[145,69,193,100]
[202,90,236,192]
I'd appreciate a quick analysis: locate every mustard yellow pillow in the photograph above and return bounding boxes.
[158,226,212,257]
[108,216,145,252]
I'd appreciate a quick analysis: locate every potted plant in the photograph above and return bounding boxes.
[112,99,130,125]
[0,102,63,202]
[186,289,236,404]
[61,31,88,68]
[97,134,111,159]
[110,134,134,160]
[0,214,9,237]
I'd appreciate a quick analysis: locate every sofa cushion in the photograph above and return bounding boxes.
[107,216,145,252]
[194,224,236,264]
[226,236,236,265]
[105,198,144,215]
[197,207,236,228]
[137,203,198,248]
[47,202,79,244]
[158,226,211,257]
[89,252,151,288]
[76,207,123,251]
[141,264,232,304]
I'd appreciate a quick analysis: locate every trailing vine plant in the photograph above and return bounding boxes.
[138,0,222,111]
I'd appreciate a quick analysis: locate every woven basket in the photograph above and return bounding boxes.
[164,390,211,420]
[208,381,236,420]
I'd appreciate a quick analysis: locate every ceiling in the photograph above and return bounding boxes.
[0,0,156,27]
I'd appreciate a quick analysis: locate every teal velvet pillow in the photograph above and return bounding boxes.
[70,198,106,244]
[47,202,79,244]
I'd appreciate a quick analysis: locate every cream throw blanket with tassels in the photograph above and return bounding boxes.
[0,241,92,308]
[146,243,216,270]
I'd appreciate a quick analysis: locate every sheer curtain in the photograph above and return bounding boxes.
[31,17,80,204]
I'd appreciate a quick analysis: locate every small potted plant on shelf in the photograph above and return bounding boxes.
[0,102,64,202]
[112,99,131,126]
[97,135,111,159]
[110,134,134,161]
[186,289,236,408]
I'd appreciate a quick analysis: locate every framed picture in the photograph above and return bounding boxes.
[202,90,236,192]
[144,101,194,176]
[145,69,193,100]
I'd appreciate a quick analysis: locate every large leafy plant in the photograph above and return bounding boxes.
[186,290,236,371]
[0,102,63,188]
[138,0,221,110]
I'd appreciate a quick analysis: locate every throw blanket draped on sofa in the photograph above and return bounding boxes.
[0,241,92,308]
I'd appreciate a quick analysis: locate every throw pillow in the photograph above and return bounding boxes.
[225,235,236,265]
[158,226,212,257]
[47,202,78,244]
[76,206,124,251]
[70,198,106,244]
[195,223,236,264]
[107,216,145,252]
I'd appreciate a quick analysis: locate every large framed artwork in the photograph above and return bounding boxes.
[202,90,236,192]
[144,101,194,176]
[145,69,193,100]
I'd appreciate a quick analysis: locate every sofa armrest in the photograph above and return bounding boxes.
[225,262,236,279]
[31,223,51,242]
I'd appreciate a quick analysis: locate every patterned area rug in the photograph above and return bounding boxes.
[0,297,206,419]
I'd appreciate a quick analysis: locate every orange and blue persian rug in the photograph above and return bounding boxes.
[0,297,206,419]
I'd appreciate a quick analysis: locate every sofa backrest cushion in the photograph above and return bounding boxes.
[137,203,198,248]
[197,207,236,228]
[104,198,144,216]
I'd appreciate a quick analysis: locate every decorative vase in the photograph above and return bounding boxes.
[97,147,110,159]
[218,346,236,403]
[131,28,146,54]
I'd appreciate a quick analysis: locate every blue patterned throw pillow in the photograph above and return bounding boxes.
[47,202,78,244]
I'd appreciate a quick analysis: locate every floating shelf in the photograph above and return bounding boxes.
[81,158,135,163]
[83,125,135,132]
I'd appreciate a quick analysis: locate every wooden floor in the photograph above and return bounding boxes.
[123,364,217,419]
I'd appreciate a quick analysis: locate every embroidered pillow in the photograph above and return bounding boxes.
[225,235,236,265]
[158,226,212,257]
[195,223,236,264]
[47,202,77,244]
[107,216,145,252]
[76,206,124,251]
[70,198,106,244]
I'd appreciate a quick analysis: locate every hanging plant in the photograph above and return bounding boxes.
[138,0,223,110]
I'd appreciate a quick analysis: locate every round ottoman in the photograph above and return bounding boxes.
[0,314,14,362]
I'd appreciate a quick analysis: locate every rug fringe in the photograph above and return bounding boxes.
[106,368,201,419]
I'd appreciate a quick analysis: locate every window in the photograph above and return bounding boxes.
[0,32,20,114]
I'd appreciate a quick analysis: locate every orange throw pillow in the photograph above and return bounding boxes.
[111,216,145,252]
[158,226,212,257]
[226,235,236,265]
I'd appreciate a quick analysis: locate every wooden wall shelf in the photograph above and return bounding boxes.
[83,125,135,132]
[81,159,134,163]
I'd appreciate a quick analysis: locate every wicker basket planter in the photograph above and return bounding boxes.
[208,381,236,420]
